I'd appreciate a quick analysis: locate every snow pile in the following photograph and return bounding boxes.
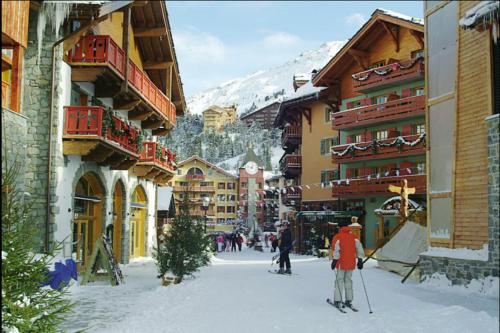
[377,221,427,278]
[421,273,499,298]
[187,40,346,115]
[459,1,499,29]
[421,244,489,262]
[378,8,424,25]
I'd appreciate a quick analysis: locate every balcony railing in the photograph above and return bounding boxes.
[281,125,302,149]
[63,106,140,155]
[2,81,10,109]
[172,186,215,192]
[67,35,176,126]
[332,95,425,130]
[279,154,302,178]
[139,142,175,172]
[352,57,424,92]
[332,174,426,197]
[186,174,205,181]
[332,133,426,163]
[282,187,302,205]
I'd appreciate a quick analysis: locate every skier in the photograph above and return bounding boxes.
[330,218,365,310]
[271,234,278,253]
[235,233,243,251]
[231,233,237,252]
[277,221,293,274]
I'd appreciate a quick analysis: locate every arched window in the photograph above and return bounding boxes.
[187,167,204,176]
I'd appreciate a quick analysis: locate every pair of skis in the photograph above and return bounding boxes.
[267,269,298,276]
[326,299,358,313]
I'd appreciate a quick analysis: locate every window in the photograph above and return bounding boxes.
[217,194,226,201]
[227,182,235,189]
[320,137,339,155]
[417,161,426,174]
[371,60,385,68]
[177,169,182,175]
[187,167,203,176]
[350,134,363,143]
[373,95,388,105]
[218,182,226,190]
[200,182,209,187]
[180,181,189,187]
[411,49,424,59]
[179,193,185,199]
[375,130,388,140]
[217,206,225,213]
[324,107,333,122]
[241,182,247,189]
[413,87,425,96]
[412,124,425,135]
[227,194,236,201]
[321,170,339,186]
[227,206,235,213]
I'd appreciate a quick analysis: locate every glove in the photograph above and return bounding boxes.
[357,258,363,270]
[331,259,338,270]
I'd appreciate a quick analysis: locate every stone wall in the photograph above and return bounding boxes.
[1,109,28,192]
[420,115,499,285]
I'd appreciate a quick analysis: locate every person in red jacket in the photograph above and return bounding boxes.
[330,217,365,309]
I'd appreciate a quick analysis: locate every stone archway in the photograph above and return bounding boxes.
[73,172,105,272]
[129,185,148,258]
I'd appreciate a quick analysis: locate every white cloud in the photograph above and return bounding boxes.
[345,13,368,28]
[173,28,227,65]
[263,32,301,48]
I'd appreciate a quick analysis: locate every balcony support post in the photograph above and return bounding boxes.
[121,5,131,93]
[380,21,399,52]
[409,29,424,49]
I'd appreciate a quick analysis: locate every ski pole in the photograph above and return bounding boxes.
[334,268,344,304]
[359,270,373,314]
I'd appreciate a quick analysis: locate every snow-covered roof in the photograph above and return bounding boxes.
[377,8,424,25]
[293,73,311,81]
[459,1,499,29]
[287,81,325,100]
[177,155,238,179]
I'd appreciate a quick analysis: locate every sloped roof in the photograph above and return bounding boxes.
[240,101,280,120]
[313,8,424,86]
[177,155,238,179]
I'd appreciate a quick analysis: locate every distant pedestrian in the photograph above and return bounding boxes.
[264,234,269,247]
[236,233,243,251]
[216,234,224,252]
[225,234,231,252]
[278,221,293,274]
[271,234,278,253]
[231,233,237,252]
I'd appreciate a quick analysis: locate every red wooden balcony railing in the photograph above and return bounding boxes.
[332,95,425,130]
[68,35,176,126]
[279,154,302,177]
[332,174,426,197]
[352,57,424,92]
[139,142,175,172]
[63,106,140,154]
[282,187,302,205]
[331,134,426,163]
[281,125,302,148]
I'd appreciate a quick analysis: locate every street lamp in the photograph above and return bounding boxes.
[202,196,210,233]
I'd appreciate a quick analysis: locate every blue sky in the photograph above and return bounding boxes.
[167,1,424,98]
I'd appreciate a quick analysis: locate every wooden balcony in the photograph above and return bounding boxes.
[130,142,176,185]
[67,35,176,133]
[281,126,302,151]
[282,188,302,206]
[62,106,140,169]
[352,57,424,93]
[186,174,205,181]
[2,81,9,109]
[332,134,426,163]
[279,154,302,178]
[332,174,426,197]
[172,186,215,192]
[332,95,425,130]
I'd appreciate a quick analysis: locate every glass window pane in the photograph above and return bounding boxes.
[430,197,452,238]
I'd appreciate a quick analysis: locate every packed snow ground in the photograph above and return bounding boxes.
[61,247,499,333]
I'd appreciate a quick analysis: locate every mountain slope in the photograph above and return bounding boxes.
[186,40,346,115]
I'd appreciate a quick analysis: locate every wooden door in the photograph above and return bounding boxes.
[74,218,92,272]
[112,184,123,263]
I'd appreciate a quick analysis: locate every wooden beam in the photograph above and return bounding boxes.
[141,118,164,129]
[131,1,149,7]
[128,109,152,121]
[409,29,424,49]
[114,99,141,111]
[380,21,399,52]
[166,65,173,100]
[348,50,368,70]
[143,61,173,70]
[133,27,167,37]
[10,45,23,113]
[301,108,312,132]
[152,127,170,136]
[121,5,131,92]
[348,48,368,58]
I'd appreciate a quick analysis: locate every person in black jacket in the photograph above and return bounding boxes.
[278,221,293,274]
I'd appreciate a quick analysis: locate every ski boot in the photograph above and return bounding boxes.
[284,268,292,275]
[344,301,352,308]
[333,301,343,309]
[277,268,285,274]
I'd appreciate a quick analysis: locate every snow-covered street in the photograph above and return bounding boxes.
[61,247,499,333]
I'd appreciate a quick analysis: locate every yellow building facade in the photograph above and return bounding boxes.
[171,156,238,231]
[202,105,237,132]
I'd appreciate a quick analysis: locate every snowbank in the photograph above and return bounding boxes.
[420,244,489,262]
[421,273,499,299]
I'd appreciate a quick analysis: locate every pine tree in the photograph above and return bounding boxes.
[1,158,73,333]
[153,193,212,282]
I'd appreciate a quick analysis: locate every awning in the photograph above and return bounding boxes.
[131,202,146,209]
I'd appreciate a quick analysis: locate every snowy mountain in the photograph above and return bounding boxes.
[186,40,346,115]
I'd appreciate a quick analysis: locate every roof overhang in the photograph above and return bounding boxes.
[273,89,328,128]
[312,9,424,87]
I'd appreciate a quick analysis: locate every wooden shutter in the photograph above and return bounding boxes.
[346,135,352,144]
[364,131,372,142]
[388,128,399,138]
[346,168,352,178]
[399,162,414,175]
[401,88,412,98]
[402,125,413,136]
